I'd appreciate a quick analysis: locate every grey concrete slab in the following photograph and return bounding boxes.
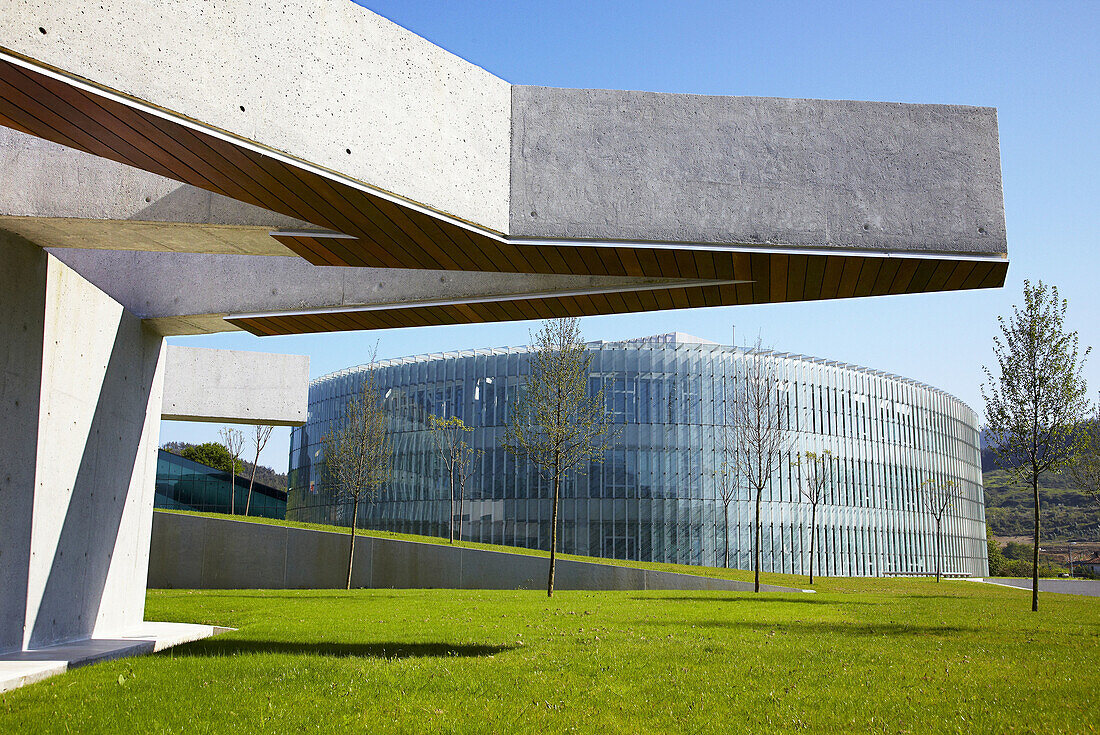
[0,621,223,693]
[149,511,804,594]
[198,520,287,589]
[284,527,367,590]
[511,86,1005,255]
[44,248,698,336]
[459,547,545,590]
[161,345,308,426]
[146,512,207,590]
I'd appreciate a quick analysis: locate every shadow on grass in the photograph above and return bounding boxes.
[630,595,877,605]
[642,619,974,636]
[161,639,515,660]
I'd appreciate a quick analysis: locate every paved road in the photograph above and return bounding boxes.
[983,578,1100,597]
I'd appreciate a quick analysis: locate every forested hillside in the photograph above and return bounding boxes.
[982,467,1098,542]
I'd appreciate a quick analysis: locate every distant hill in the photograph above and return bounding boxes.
[983,468,1098,542]
[161,441,288,492]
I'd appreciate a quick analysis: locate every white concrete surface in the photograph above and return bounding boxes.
[0,230,166,653]
[162,345,308,426]
[0,622,226,693]
[5,0,511,233]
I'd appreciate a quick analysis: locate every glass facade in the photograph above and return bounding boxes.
[288,334,988,576]
[156,450,287,520]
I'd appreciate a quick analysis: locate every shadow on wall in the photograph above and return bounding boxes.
[160,639,515,660]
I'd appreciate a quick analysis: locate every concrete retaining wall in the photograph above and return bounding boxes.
[148,511,797,593]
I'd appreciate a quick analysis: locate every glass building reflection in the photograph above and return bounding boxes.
[287,333,988,577]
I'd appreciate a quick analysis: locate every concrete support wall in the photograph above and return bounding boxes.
[161,346,308,426]
[0,230,165,653]
[148,511,796,593]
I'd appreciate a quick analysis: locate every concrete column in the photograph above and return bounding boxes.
[0,230,165,653]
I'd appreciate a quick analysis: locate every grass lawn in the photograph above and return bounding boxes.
[1,579,1097,734]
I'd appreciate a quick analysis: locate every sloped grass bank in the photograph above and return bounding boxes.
[1,582,1096,733]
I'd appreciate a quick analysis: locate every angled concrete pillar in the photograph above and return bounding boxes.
[0,229,165,652]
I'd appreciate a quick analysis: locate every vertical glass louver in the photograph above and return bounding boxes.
[287,336,988,577]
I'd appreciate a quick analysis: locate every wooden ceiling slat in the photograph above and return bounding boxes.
[277,235,346,267]
[748,253,770,303]
[672,250,700,280]
[906,259,939,293]
[0,76,158,182]
[979,261,1009,289]
[888,259,921,295]
[960,261,995,290]
[837,256,862,298]
[942,260,977,292]
[923,260,956,293]
[770,254,789,303]
[126,108,287,218]
[803,256,826,300]
[786,254,808,302]
[820,256,845,300]
[852,257,882,298]
[868,258,901,297]
[12,66,184,182]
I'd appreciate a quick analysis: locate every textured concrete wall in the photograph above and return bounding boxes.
[0,232,46,653]
[46,248,692,335]
[148,511,797,593]
[161,346,308,426]
[0,234,166,651]
[511,86,1006,255]
[5,0,511,232]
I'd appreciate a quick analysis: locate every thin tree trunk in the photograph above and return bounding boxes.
[457,481,464,543]
[230,462,236,515]
[246,459,259,516]
[1032,471,1041,612]
[809,504,817,585]
[754,486,762,593]
[936,518,942,583]
[548,470,560,597]
[723,501,730,569]
[449,468,455,544]
[346,495,359,590]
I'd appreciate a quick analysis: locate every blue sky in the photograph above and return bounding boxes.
[163,0,1100,472]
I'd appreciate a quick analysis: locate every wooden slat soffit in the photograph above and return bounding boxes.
[0,51,1007,336]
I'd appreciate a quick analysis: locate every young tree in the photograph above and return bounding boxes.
[731,341,790,592]
[793,449,832,584]
[504,318,614,597]
[1067,396,1100,507]
[923,478,962,583]
[982,280,1090,611]
[218,427,244,515]
[321,367,394,590]
[244,424,274,516]
[429,414,480,544]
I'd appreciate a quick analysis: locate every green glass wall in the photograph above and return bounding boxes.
[156,450,286,520]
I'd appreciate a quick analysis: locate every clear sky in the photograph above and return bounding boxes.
[162,0,1100,473]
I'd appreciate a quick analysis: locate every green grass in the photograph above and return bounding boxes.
[2,580,1097,733]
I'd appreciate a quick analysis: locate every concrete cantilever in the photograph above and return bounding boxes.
[0,0,1008,337]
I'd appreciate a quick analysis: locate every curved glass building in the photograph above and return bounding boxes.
[288,333,988,577]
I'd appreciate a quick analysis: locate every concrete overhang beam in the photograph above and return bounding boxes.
[161,346,308,426]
